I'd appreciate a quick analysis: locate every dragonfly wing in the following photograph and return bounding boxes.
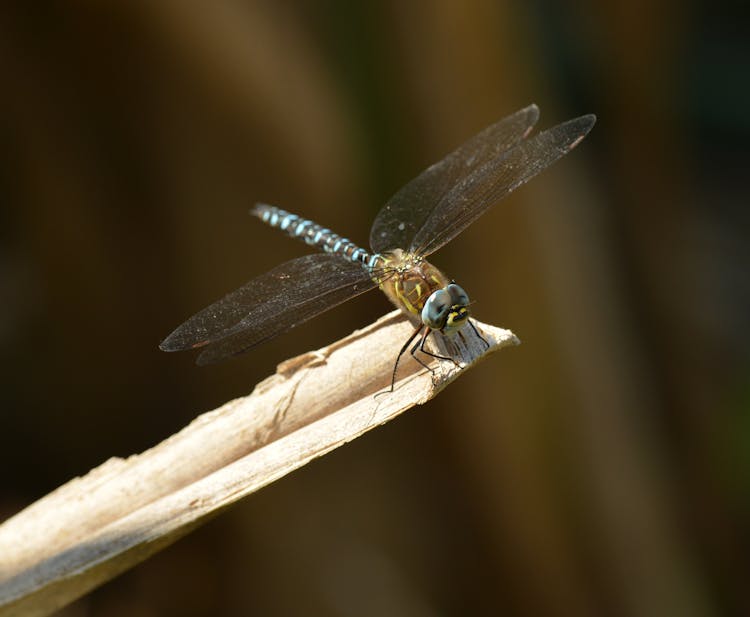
[159,253,376,364]
[411,113,596,257]
[369,104,540,253]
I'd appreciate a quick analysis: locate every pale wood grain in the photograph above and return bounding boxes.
[0,310,517,617]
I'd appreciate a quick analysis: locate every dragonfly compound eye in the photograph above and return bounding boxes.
[421,289,452,329]
[446,283,469,307]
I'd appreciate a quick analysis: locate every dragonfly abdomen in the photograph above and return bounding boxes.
[252,204,382,271]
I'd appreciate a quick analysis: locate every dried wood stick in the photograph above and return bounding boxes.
[0,310,518,617]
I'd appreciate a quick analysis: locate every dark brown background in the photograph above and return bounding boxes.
[1,2,748,616]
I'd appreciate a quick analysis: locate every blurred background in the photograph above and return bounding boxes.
[1,1,748,615]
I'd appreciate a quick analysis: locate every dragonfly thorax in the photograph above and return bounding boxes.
[376,249,470,333]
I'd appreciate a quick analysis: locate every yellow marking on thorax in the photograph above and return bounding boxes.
[375,251,451,318]
[393,280,418,314]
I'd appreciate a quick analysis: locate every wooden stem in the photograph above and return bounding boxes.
[0,310,518,617]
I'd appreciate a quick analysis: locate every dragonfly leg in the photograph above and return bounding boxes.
[385,324,424,394]
[418,329,460,367]
[410,329,436,373]
[468,318,490,349]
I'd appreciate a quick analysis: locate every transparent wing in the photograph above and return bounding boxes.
[411,113,596,257]
[369,104,540,253]
[160,253,376,365]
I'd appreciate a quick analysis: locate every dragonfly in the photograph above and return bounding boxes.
[160,105,595,390]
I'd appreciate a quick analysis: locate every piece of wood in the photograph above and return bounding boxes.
[0,310,518,617]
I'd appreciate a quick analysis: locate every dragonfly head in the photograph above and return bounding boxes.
[421,282,470,334]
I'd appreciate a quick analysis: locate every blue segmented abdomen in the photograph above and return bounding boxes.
[252,203,383,271]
